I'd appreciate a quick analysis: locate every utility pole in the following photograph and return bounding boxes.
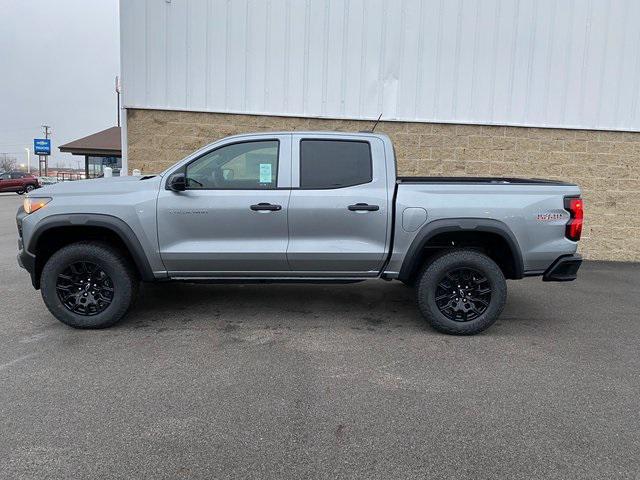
[40,124,50,176]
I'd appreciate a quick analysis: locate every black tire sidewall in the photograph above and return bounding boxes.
[25,185,35,192]
[417,250,507,335]
[41,243,136,328]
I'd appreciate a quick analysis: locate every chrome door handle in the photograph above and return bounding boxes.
[250,203,282,211]
[348,203,379,211]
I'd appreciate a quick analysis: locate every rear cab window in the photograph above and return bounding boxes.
[299,140,372,189]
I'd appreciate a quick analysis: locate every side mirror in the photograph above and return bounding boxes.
[168,172,186,192]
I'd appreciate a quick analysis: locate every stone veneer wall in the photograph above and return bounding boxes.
[127,108,640,262]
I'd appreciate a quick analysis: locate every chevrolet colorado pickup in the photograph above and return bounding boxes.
[16,132,583,335]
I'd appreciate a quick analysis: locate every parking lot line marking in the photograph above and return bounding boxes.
[0,353,38,371]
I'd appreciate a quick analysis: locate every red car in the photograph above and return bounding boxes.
[0,171,40,194]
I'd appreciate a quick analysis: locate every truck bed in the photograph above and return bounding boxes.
[397,176,575,186]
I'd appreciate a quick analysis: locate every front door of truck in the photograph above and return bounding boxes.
[287,135,390,276]
[157,135,292,276]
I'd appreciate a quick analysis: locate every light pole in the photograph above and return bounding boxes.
[115,76,121,127]
[24,147,30,173]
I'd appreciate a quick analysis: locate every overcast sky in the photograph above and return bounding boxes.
[0,0,120,169]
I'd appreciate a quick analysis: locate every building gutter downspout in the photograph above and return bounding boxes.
[120,108,128,176]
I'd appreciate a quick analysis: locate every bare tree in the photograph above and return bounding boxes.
[0,154,18,172]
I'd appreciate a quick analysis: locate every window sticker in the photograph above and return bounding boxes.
[259,163,272,183]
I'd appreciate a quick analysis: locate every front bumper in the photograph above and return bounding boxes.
[17,249,38,289]
[16,206,39,289]
[543,254,582,282]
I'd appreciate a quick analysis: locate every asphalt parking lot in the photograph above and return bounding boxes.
[0,193,638,479]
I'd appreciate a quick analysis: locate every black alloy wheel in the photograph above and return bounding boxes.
[416,249,507,335]
[434,267,491,322]
[56,261,114,316]
[41,242,138,328]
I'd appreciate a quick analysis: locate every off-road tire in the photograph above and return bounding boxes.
[416,249,507,335]
[40,242,139,328]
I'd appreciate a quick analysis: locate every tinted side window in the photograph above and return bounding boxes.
[11,172,24,179]
[300,140,372,189]
[185,140,279,190]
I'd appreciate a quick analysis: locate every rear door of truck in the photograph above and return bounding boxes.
[286,134,390,276]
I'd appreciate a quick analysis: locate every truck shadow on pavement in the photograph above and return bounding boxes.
[119,279,547,336]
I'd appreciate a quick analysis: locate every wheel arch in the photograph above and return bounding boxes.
[28,214,155,288]
[397,218,524,283]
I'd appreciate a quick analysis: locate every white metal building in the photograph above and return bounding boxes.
[120,0,640,132]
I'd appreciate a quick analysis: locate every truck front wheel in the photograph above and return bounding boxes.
[416,249,507,335]
[40,242,139,329]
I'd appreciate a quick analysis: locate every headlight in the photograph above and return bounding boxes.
[23,197,52,214]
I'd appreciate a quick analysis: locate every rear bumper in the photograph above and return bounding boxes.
[543,254,582,282]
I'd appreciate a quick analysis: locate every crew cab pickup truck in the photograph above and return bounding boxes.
[16,132,583,335]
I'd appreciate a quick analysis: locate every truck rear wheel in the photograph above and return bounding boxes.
[416,249,506,335]
[40,242,139,329]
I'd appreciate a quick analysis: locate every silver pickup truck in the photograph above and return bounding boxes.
[16,131,583,335]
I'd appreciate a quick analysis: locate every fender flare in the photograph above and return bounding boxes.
[397,218,524,282]
[28,213,156,283]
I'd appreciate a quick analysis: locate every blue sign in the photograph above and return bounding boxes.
[34,138,51,155]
